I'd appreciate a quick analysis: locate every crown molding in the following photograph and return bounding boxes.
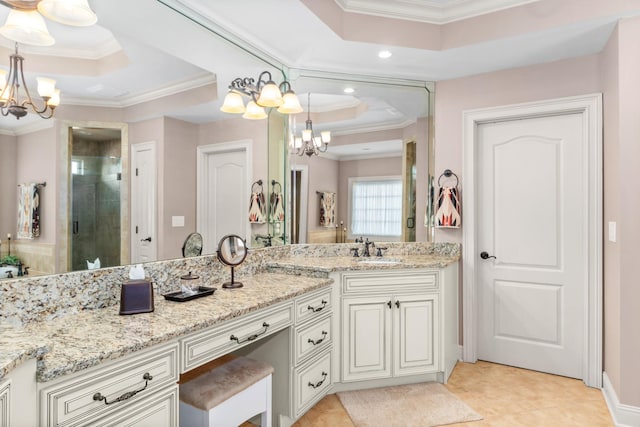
[0,36,122,60]
[64,73,217,108]
[333,0,539,24]
[332,118,415,136]
[0,117,55,136]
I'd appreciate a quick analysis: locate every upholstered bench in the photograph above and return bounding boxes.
[180,356,274,427]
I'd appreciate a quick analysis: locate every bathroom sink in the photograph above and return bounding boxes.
[357,258,402,265]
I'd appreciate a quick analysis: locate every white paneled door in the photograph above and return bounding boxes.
[131,141,157,264]
[476,113,586,379]
[197,141,251,255]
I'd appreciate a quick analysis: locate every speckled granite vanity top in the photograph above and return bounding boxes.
[0,243,461,383]
[1,273,330,382]
[266,254,459,273]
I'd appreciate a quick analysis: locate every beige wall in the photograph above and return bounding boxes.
[434,53,600,243]
[0,134,17,245]
[611,16,640,407]
[434,18,640,406]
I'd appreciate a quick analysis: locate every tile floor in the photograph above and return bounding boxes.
[292,361,614,427]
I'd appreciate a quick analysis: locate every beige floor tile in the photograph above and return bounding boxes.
[292,361,613,427]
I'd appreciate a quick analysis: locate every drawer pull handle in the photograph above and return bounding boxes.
[230,322,270,344]
[93,373,153,405]
[308,371,328,389]
[307,300,327,313]
[308,331,328,346]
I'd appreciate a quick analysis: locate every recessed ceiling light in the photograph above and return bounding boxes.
[378,50,392,59]
[343,87,355,94]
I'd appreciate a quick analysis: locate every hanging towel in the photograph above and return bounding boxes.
[319,192,336,228]
[17,183,40,239]
[269,191,285,223]
[435,186,461,228]
[248,191,267,223]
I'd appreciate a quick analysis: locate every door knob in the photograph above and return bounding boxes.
[141,237,152,242]
[480,251,496,260]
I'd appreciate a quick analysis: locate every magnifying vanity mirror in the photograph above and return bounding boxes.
[182,232,203,258]
[216,234,248,289]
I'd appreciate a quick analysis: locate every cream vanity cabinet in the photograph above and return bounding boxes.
[38,342,179,427]
[334,264,459,386]
[291,287,333,419]
[2,358,37,427]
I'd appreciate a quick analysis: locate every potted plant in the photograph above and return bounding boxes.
[0,255,20,266]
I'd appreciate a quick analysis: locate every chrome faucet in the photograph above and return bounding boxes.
[363,238,375,257]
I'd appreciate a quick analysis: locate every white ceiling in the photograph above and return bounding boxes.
[0,0,637,158]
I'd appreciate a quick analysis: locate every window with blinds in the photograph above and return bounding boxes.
[349,176,402,237]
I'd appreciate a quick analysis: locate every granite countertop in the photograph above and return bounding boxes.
[1,273,331,383]
[266,254,460,273]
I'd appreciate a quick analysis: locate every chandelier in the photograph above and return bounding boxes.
[292,93,331,157]
[0,43,60,119]
[220,70,303,120]
[0,0,97,46]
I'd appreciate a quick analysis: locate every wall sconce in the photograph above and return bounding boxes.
[220,70,303,120]
[292,93,331,157]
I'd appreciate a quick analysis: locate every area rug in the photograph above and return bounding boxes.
[337,382,482,427]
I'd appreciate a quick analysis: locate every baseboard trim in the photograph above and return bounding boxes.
[602,372,640,427]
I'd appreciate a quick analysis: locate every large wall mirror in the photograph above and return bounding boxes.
[0,0,434,282]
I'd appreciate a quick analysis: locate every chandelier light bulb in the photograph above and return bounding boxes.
[320,131,331,144]
[37,0,98,27]
[36,77,56,98]
[0,9,55,46]
[302,128,312,143]
[47,89,60,107]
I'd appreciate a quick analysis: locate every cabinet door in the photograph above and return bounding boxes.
[342,296,392,382]
[393,294,439,376]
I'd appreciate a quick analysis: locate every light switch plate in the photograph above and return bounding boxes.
[172,216,185,227]
[608,221,616,243]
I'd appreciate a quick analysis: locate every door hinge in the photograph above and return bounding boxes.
[135,168,138,176]
[135,226,138,234]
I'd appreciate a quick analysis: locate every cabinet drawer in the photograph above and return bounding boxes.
[39,342,179,427]
[93,385,178,427]
[181,302,293,372]
[343,270,438,294]
[294,350,332,417]
[294,315,332,364]
[295,288,332,324]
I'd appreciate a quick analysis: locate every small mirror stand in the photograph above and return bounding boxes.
[216,234,248,289]
[182,232,203,258]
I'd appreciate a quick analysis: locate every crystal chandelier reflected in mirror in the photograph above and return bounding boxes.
[292,93,331,157]
[0,43,60,119]
[220,70,303,120]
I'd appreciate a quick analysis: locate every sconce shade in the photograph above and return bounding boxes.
[302,129,312,143]
[243,101,267,120]
[37,0,98,26]
[220,91,246,114]
[277,90,303,114]
[256,80,282,107]
[0,9,55,46]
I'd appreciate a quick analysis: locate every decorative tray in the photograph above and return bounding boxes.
[163,286,216,302]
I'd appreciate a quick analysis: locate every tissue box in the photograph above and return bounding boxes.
[119,280,154,315]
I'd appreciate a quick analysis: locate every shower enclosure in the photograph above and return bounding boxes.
[70,129,122,271]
